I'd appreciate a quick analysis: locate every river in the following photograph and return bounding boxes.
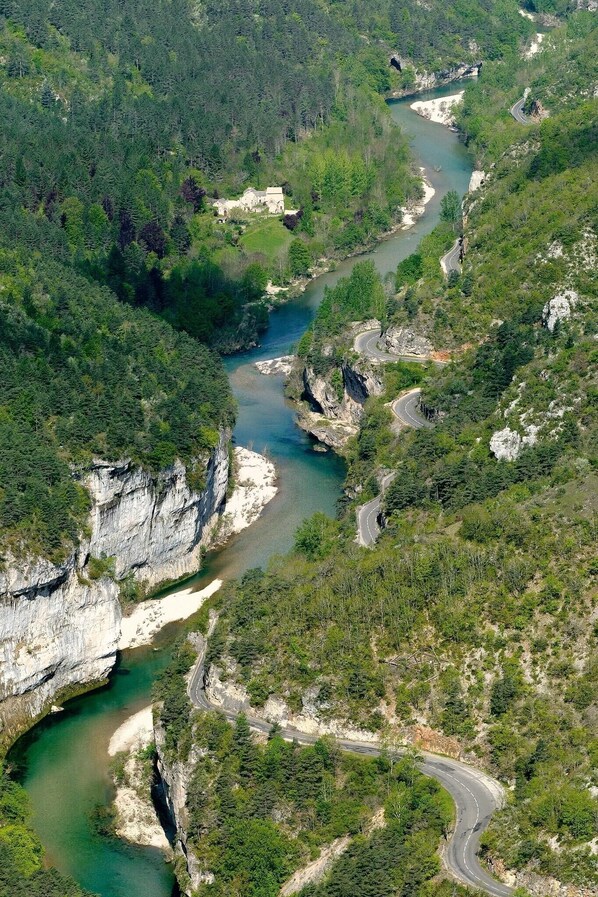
[10,83,472,897]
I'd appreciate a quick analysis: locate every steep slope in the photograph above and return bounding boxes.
[162,16,598,896]
[0,254,234,747]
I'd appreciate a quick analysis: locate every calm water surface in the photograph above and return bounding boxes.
[11,84,473,897]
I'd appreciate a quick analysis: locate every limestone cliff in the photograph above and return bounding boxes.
[0,434,230,746]
[85,432,229,589]
[297,361,384,451]
[390,61,482,98]
[155,721,211,895]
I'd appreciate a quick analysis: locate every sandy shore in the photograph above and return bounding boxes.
[402,170,436,229]
[109,705,170,851]
[109,706,154,756]
[119,578,223,651]
[217,446,277,542]
[410,92,464,127]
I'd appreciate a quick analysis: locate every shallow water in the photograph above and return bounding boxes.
[11,83,473,897]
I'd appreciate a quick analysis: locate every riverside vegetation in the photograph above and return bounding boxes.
[154,10,598,897]
[1,1,596,897]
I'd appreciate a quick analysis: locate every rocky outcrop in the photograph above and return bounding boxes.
[489,857,598,897]
[205,664,378,744]
[529,98,550,121]
[85,433,229,589]
[410,92,464,127]
[255,355,295,376]
[468,170,486,193]
[543,290,578,332]
[391,62,482,97]
[155,721,213,895]
[0,554,121,746]
[0,434,230,745]
[489,424,540,461]
[298,361,384,450]
[108,706,170,851]
[154,631,216,895]
[383,326,434,357]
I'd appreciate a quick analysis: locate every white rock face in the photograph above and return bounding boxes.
[255,355,295,376]
[206,665,377,744]
[468,170,486,193]
[490,424,541,461]
[0,553,121,742]
[490,427,522,461]
[0,434,230,741]
[300,361,384,450]
[384,326,434,357]
[524,32,545,58]
[86,433,229,589]
[542,290,578,332]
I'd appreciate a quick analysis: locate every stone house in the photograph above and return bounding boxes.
[213,186,285,218]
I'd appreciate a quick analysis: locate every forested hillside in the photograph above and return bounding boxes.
[167,12,598,895]
[0,0,533,352]
[0,250,234,558]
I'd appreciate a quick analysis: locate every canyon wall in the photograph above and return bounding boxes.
[0,434,230,747]
[297,361,384,451]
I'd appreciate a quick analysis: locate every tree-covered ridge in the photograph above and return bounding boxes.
[156,694,454,897]
[385,24,598,349]
[325,0,533,70]
[0,250,234,557]
[0,768,95,897]
[0,0,423,348]
[457,10,598,161]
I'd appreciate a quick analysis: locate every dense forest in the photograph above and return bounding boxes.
[1,1,596,896]
[155,641,464,897]
[174,11,598,894]
[0,0,533,353]
[0,0,539,559]
[0,252,234,558]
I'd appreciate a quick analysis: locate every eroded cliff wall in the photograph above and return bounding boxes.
[0,434,229,746]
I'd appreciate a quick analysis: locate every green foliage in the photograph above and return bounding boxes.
[154,640,197,761]
[295,513,339,560]
[439,190,462,224]
[0,769,94,897]
[0,252,234,557]
[183,715,450,897]
[86,556,116,581]
[300,262,387,374]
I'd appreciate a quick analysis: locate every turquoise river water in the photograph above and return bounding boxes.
[10,84,473,897]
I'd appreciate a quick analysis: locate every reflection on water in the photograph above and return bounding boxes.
[12,85,473,897]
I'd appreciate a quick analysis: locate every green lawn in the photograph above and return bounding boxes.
[240,217,293,261]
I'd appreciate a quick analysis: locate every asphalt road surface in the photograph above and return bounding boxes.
[354,328,433,364]
[356,471,395,547]
[391,388,434,430]
[510,96,532,124]
[188,654,513,897]
[441,238,462,275]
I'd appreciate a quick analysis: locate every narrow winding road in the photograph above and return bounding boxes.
[188,654,513,897]
[356,471,395,547]
[440,237,462,276]
[354,330,436,547]
[354,328,433,364]
[391,388,434,430]
[510,94,532,124]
